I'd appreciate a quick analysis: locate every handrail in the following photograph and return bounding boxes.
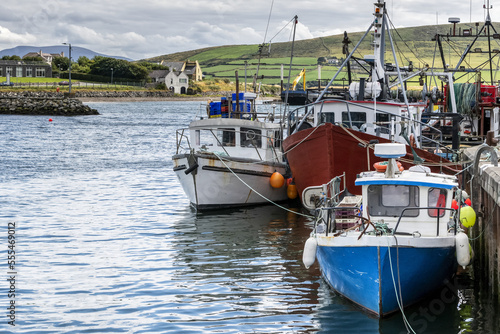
[174,126,284,161]
[392,207,457,236]
[175,129,190,154]
[286,98,449,153]
[315,205,361,236]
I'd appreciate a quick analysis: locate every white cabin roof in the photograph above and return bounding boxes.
[355,169,458,190]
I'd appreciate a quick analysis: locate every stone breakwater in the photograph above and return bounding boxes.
[0,90,179,115]
[0,92,99,116]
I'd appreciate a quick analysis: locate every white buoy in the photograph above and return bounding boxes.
[303,236,317,269]
[456,232,470,269]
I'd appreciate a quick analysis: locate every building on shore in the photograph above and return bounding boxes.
[23,50,64,64]
[149,69,189,94]
[161,60,203,82]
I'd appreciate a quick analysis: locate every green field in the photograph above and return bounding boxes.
[147,22,500,87]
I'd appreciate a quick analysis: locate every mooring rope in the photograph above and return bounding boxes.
[214,152,314,218]
[386,235,417,334]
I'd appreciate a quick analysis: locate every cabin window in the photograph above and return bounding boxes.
[321,112,335,124]
[367,184,419,217]
[273,130,281,148]
[376,113,391,134]
[240,127,262,148]
[342,112,366,130]
[217,128,235,146]
[428,188,447,217]
[195,130,200,146]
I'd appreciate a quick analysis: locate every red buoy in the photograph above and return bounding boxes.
[49,118,53,122]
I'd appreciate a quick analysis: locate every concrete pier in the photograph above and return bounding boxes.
[463,144,500,299]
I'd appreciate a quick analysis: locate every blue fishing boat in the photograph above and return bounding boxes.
[302,143,473,317]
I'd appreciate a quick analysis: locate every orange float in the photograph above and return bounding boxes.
[373,161,404,173]
[270,171,285,188]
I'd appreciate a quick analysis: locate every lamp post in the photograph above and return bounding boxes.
[111,67,114,84]
[62,42,72,94]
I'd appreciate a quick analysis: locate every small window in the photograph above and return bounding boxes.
[376,113,390,134]
[368,184,419,217]
[26,67,32,77]
[273,130,281,148]
[342,111,366,130]
[16,67,23,77]
[428,188,447,217]
[195,130,200,146]
[35,67,45,77]
[321,112,335,124]
[240,127,261,148]
[217,128,235,147]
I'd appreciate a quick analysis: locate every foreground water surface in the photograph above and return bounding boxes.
[0,101,498,333]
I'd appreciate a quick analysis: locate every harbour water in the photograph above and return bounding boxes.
[0,101,498,333]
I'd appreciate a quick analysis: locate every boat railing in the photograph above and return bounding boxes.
[302,173,346,210]
[314,205,361,237]
[315,205,457,237]
[393,207,457,237]
[175,128,190,155]
[174,127,284,163]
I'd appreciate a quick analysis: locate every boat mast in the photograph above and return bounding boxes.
[372,1,386,84]
[282,15,298,120]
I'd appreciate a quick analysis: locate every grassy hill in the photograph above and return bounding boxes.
[147,22,500,87]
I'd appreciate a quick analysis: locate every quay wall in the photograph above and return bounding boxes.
[463,145,500,300]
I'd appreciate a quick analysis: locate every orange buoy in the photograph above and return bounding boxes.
[373,161,403,172]
[270,171,285,188]
[451,199,459,210]
[287,183,298,199]
[465,198,471,206]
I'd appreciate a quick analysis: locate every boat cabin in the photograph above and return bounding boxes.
[355,144,458,237]
[311,100,425,144]
[188,118,283,163]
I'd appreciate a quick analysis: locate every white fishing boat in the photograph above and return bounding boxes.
[173,93,290,210]
[302,143,474,317]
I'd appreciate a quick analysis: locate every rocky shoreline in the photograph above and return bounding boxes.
[0,92,99,116]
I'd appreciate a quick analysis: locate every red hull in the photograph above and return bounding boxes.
[283,123,461,198]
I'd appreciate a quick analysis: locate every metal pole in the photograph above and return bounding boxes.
[68,44,72,94]
[63,42,72,94]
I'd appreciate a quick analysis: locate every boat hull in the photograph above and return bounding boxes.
[316,237,456,317]
[173,153,288,210]
[283,122,461,197]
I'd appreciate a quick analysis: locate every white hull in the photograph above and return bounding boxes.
[173,153,288,210]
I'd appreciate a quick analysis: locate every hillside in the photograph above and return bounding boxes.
[0,45,133,61]
[147,22,500,86]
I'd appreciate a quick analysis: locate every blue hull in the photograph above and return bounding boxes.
[316,244,456,316]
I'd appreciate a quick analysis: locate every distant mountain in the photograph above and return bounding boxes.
[0,45,133,61]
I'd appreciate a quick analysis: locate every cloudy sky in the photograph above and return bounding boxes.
[0,0,496,60]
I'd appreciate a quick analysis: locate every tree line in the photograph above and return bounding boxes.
[1,55,167,82]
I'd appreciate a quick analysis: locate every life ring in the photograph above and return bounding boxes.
[409,134,416,148]
[373,161,404,173]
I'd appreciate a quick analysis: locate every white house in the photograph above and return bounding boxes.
[165,70,189,94]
